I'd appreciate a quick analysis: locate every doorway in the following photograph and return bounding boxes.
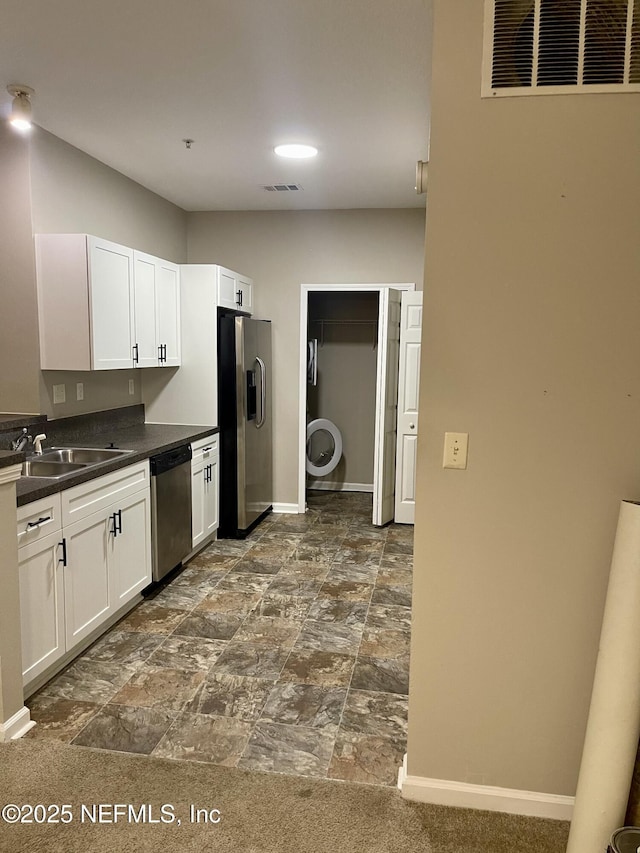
[298,283,415,523]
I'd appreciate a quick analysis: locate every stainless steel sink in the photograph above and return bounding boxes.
[21,446,134,478]
[40,447,133,464]
[22,460,87,478]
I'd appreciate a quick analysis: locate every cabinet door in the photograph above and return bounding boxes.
[111,489,152,607]
[191,457,206,548]
[88,237,135,370]
[237,276,253,314]
[217,268,239,311]
[204,455,219,537]
[63,512,112,650]
[156,260,181,366]
[18,531,66,685]
[133,252,158,368]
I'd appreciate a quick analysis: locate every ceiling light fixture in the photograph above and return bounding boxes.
[274,144,318,159]
[7,84,35,131]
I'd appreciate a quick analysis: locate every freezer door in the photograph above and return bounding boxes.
[235,318,273,530]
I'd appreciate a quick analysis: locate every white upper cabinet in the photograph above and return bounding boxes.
[89,238,136,370]
[35,234,180,370]
[216,265,253,314]
[155,258,181,366]
[133,251,181,368]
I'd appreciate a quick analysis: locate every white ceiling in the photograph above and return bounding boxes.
[0,0,432,212]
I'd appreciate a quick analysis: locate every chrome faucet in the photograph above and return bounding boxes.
[11,428,32,452]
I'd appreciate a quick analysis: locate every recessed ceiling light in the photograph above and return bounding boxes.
[274,144,318,159]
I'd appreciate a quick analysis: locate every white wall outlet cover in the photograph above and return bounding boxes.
[443,432,468,469]
[128,379,135,395]
[52,384,66,405]
[76,382,84,401]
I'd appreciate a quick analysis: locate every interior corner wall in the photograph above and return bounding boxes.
[28,128,189,418]
[0,125,41,414]
[186,208,426,505]
[408,0,640,798]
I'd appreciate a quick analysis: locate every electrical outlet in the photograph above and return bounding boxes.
[53,384,66,405]
[128,379,135,395]
[76,382,84,401]
[443,432,468,469]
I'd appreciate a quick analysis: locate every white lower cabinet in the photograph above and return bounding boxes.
[18,529,66,685]
[17,461,151,688]
[191,434,219,548]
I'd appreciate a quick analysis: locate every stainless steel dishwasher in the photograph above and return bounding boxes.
[150,444,193,582]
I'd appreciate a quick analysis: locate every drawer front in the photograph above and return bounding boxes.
[62,461,149,526]
[191,433,218,463]
[17,493,63,547]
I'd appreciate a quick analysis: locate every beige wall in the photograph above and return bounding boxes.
[188,209,426,504]
[0,126,41,414]
[408,0,640,797]
[308,291,379,486]
[25,129,189,419]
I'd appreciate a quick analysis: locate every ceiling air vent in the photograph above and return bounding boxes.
[482,0,640,96]
[262,184,303,192]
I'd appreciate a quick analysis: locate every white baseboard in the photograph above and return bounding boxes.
[306,481,373,493]
[272,502,301,514]
[399,758,574,821]
[0,706,35,742]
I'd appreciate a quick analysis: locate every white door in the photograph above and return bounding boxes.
[156,261,181,366]
[394,292,423,524]
[191,456,206,548]
[18,531,66,685]
[133,252,158,368]
[111,491,152,606]
[372,288,402,526]
[63,512,112,650]
[217,267,239,311]
[88,237,135,370]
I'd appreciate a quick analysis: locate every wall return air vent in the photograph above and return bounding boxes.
[262,184,303,192]
[482,0,640,96]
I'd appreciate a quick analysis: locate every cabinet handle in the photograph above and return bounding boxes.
[202,446,212,453]
[117,509,123,534]
[133,343,139,364]
[26,515,51,530]
[236,289,242,307]
[163,344,167,362]
[58,538,67,566]
[110,512,118,538]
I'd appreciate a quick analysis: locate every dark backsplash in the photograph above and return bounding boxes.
[0,405,145,450]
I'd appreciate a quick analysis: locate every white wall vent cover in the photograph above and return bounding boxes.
[482,0,640,96]
[262,184,303,192]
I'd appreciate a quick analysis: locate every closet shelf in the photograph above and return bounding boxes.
[310,318,378,347]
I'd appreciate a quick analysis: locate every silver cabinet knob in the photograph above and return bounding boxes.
[409,423,415,429]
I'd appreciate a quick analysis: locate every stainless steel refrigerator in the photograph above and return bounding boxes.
[218,314,273,538]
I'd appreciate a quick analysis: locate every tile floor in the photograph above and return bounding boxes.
[26,491,413,786]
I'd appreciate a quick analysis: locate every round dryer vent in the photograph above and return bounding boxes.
[306,418,343,477]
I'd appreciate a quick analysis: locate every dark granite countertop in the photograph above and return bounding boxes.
[16,423,218,507]
[0,450,25,471]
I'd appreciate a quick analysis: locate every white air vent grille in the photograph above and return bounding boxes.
[262,184,303,192]
[483,0,640,95]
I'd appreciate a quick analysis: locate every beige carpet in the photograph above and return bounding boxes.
[0,739,569,852]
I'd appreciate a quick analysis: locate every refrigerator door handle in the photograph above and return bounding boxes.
[255,356,266,429]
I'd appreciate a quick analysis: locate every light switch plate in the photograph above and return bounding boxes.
[443,432,468,469]
[53,384,66,405]
[128,379,135,395]
[76,382,84,401]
